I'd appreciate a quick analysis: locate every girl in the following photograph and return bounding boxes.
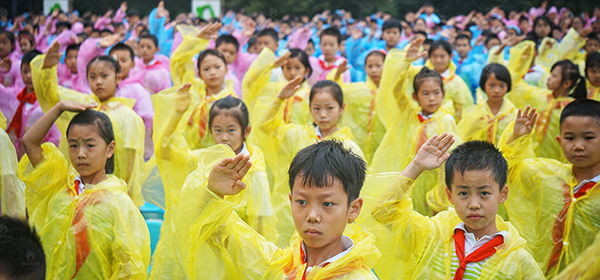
[18,31,37,55]
[18,101,150,279]
[257,78,363,247]
[0,110,26,219]
[407,39,474,122]
[0,30,24,89]
[526,16,553,44]
[149,85,275,279]
[328,50,387,164]
[170,22,236,150]
[505,40,587,163]
[31,41,146,207]
[369,38,461,216]
[243,48,313,127]
[586,52,600,100]
[458,63,517,146]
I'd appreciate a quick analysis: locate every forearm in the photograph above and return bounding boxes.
[21,104,64,167]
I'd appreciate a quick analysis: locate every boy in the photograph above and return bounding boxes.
[215,29,259,98]
[136,34,171,94]
[57,43,81,89]
[500,101,600,278]
[453,34,482,97]
[171,141,379,279]
[0,216,46,280]
[256,28,279,54]
[362,134,544,279]
[308,27,351,86]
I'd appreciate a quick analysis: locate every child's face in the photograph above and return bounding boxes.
[588,67,600,87]
[446,169,508,238]
[101,31,113,38]
[365,55,384,85]
[558,116,600,169]
[382,28,401,48]
[66,49,79,74]
[211,113,250,154]
[110,49,134,79]
[87,61,120,102]
[310,90,344,133]
[485,38,500,50]
[320,35,339,61]
[0,34,13,57]
[282,57,309,81]
[91,31,101,38]
[139,38,158,63]
[430,48,451,74]
[199,54,227,88]
[547,66,564,91]
[413,78,444,116]
[534,21,551,38]
[414,20,426,32]
[68,124,115,178]
[585,39,600,54]
[19,38,34,54]
[20,63,32,90]
[257,36,278,53]
[484,73,507,104]
[216,42,238,65]
[305,42,315,57]
[290,176,362,250]
[455,38,471,59]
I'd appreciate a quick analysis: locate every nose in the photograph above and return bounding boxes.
[77,147,86,159]
[573,139,585,151]
[467,197,481,210]
[306,205,320,223]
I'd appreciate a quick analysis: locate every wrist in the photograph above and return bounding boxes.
[401,161,425,180]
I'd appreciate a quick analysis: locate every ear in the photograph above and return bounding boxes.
[116,73,123,84]
[340,102,346,114]
[106,140,115,159]
[348,197,363,221]
[556,135,562,144]
[289,193,292,203]
[499,185,509,204]
[562,79,573,89]
[446,187,454,205]
[244,126,251,139]
[412,92,419,102]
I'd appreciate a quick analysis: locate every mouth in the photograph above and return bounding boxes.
[467,214,484,220]
[77,163,89,168]
[572,155,586,160]
[304,228,321,237]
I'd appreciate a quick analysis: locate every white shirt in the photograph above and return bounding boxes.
[239,143,250,157]
[573,173,600,194]
[74,175,86,195]
[440,68,452,79]
[302,235,354,274]
[315,126,323,138]
[454,222,507,253]
[418,111,434,121]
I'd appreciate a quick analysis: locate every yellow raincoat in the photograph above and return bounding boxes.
[499,127,600,278]
[18,143,150,279]
[257,95,363,248]
[243,48,312,127]
[587,81,600,100]
[458,98,517,146]
[370,49,461,216]
[170,25,237,150]
[171,148,380,279]
[535,28,586,72]
[0,110,26,218]
[554,232,600,280]
[31,55,146,207]
[359,173,545,280]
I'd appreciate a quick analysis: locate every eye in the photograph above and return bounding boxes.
[459,191,468,197]
[481,191,490,196]
[586,136,596,140]
[70,144,77,148]
[229,129,235,132]
[322,202,334,207]
[296,200,307,206]
[328,107,334,110]
[87,144,95,148]
[214,128,221,132]
[565,137,574,140]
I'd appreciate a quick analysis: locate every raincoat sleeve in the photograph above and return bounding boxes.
[506,41,549,111]
[77,38,108,84]
[170,25,210,88]
[554,232,600,280]
[242,48,277,113]
[0,128,26,218]
[549,28,587,62]
[376,49,416,129]
[173,145,285,279]
[457,104,489,142]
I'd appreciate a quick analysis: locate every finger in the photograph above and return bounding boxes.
[234,180,246,192]
[528,107,537,120]
[437,133,453,147]
[225,154,244,169]
[238,161,252,179]
[425,134,438,147]
[516,108,522,119]
[218,157,233,168]
[234,155,251,172]
[439,137,455,154]
[523,105,531,119]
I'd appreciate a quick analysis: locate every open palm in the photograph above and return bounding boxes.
[413,133,455,171]
[208,154,252,198]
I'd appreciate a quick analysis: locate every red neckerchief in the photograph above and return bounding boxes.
[546,181,598,275]
[146,59,162,70]
[7,88,36,137]
[71,180,88,278]
[299,242,332,280]
[318,59,337,71]
[452,229,504,280]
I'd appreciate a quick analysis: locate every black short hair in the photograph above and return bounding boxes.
[413,30,428,38]
[215,34,240,52]
[320,27,342,45]
[586,52,600,79]
[455,34,471,44]
[428,39,452,57]
[287,48,312,77]
[309,80,343,106]
[288,140,366,205]
[365,50,386,64]
[484,34,500,47]
[560,99,600,127]
[445,140,508,190]
[480,63,512,92]
[65,43,80,56]
[209,96,250,134]
[109,43,135,61]
[139,34,158,48]
[21,50,42,66]
[113,22,124,29]
[257,28,278,42]
[0,216,46,280]
[197,49,227,73]
[382,18,402,33]
[0,30,15,51]
[413,67,443,94]
[247,36,258,49]
[55,21,72,30]
[67,110,115,174]
[100,29,113,35]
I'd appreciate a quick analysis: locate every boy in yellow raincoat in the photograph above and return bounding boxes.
[361,134,544,280]
[0,110,26,218]
[18,101,150,279]
[585,53,600,100]
[499,100,600,278]
[553,232,600,280]
[370,38,461,216]
[171,140,379,279]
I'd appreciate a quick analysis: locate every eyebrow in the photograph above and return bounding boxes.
[457,185,492,190]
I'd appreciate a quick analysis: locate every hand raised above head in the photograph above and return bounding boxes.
[208,153,252,198]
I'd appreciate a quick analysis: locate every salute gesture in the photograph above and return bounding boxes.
[208,153,252,198]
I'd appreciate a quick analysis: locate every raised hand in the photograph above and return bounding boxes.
[120,1,128,11]
[334,59,349,81]
[406,37,426,61]
[43,41,61,69]
[175,83,192,114]
[207,153,252,198]
[0,57,11,72]
[242,18,257,37]
[197,22,222,40]
[277,76,303,99]
[99,33,121,48]
[512,106,538,140]
[58,100,98,112]
[156,1,165,18]
[274,51,292,67]
[401,133,455,180]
